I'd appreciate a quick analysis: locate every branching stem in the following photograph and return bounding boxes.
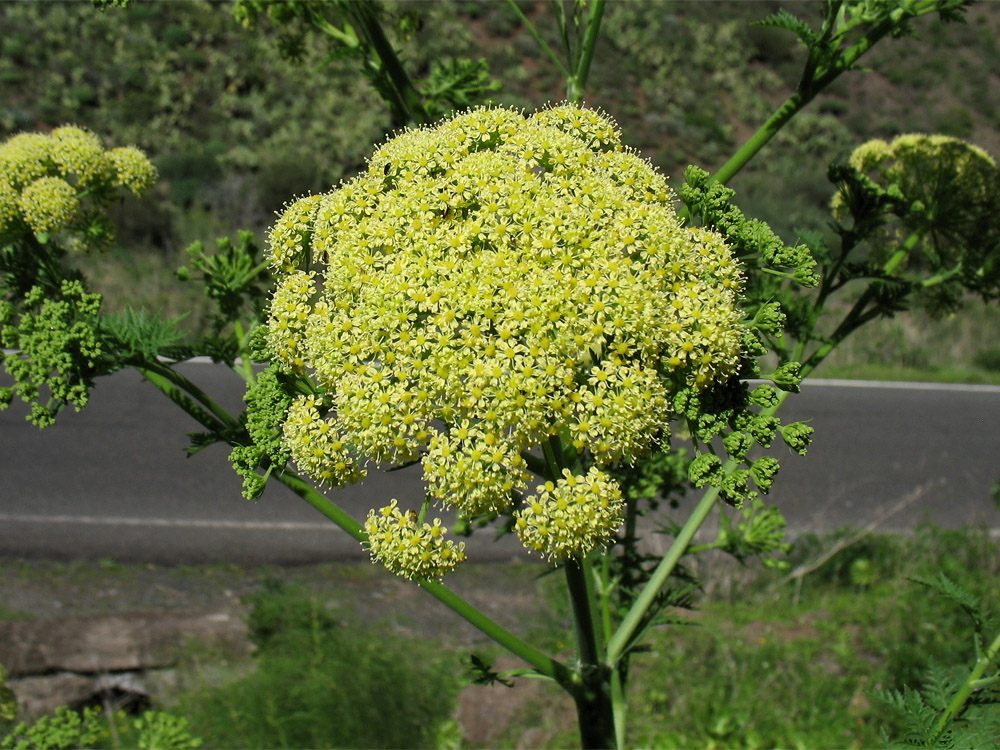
[930,630,1000,745]
[272,469,572,686]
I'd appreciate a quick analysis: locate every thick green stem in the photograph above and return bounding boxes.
[609,667,625,750]
[607,464,732,665]
[712,92,807,186]
[542,435,564,479]
[419,578,573,686]
[566,559,603,667]
[272,470,366,541]
[930,630,1000,745]
[712,0,954,186]
[566,558,616,748]
[542,433,617,747]
[573,682,617,750]
[567,0,606,104]
[598,556,625,748]
[345,1,429,126]
[135,361,240,432]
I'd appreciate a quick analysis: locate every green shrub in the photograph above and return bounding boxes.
[936,105,975,138]
[973,348,1000,372]
[177,581,461,749]
[499,527,1000,748]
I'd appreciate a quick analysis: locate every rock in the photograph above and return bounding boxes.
[7,673,94,717]
[8,671,153,719]
[0,610,250,677]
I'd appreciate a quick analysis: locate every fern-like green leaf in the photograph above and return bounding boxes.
[754,8,820,48]
[872,685,940,747]
[100,306,186,361]
[922,661,963,712]
[910,573,985,635]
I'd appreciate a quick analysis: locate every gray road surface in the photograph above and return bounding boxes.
[1,364,998,564]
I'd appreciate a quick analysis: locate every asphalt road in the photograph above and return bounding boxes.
[1,363,998,564]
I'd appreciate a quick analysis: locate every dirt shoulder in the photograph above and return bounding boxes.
[0,556,555,648]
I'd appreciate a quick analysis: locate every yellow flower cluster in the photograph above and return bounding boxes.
[263,103,744,577]
[17,176,80,234]
[364,500,467,580]
[49,126,108,189]
[265,270,315,370]
[422,423,529,516]
[833,133,997,224]
[281,394,365,487]
[514,467,625,561]
[0,126,156,242]
[108,146,159,195]
[849,133,995,173]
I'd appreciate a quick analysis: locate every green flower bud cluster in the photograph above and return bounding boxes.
[748,456,780,493]
[256,103,746,578]
[779,421,814,455]
[680,166,819,288]
[0,280,103,427]
[230,364,295,500]
[769,361,803,393]
[673,378,810,508]
[688,453,723,489]
[514,467,625,561]
[0,126,156,246]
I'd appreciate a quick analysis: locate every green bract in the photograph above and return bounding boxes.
[258,104,747,578]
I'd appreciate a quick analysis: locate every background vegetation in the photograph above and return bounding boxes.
[174,580,461,749]
[2,527,996,748]
[2,0,998,380]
